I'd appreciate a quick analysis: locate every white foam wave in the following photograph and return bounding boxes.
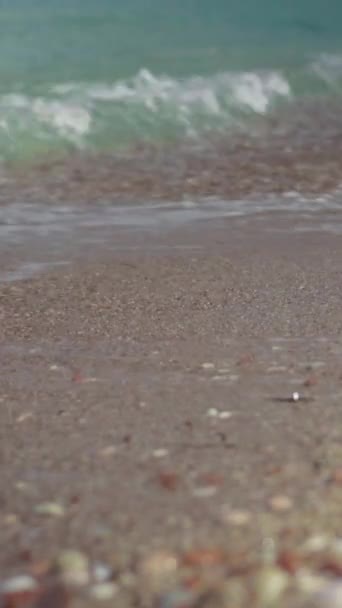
[52,68,291,114]
[2,56,342,156]
[0,69,292,154]
[0,94,91,143]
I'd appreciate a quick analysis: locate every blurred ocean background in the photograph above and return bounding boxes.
[1,0,342,162]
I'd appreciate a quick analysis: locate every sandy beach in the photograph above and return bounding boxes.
[0,209,342,607]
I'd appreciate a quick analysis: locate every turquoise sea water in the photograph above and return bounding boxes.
[1,0,342,162]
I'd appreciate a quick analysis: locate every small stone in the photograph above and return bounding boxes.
[140,551,178,592]
[34,502,65,517]
[92,562,112,583]
[152,449,169,459]
[89,583,118,601]
[158,472,180,491]
[201,362,215,370]
[206,408,218,417]
[192,486,218,498]
[1,576,38,594]
[218,411,233,420]
[269,495,293,512]
[254,567,289,607]
[55,550,89,587]
[222,508,251,527]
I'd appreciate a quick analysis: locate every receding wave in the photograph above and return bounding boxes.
[1,54,342,162]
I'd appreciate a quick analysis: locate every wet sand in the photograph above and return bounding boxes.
[0,213,342,607]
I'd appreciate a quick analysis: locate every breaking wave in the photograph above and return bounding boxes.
[1,55,342,161]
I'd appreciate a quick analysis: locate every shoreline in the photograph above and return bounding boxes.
[3,104,342,204]
[1,214,342,606]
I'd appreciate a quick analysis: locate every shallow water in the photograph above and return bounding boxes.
[1,196,342,282]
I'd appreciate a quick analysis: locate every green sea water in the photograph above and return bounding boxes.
[1,0,342,161]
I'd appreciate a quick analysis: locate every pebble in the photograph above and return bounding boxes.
[34,502,65,517]
[254,567,289,607]
[55,550,89,587]
[153,448,169,459]
[206,408,232,419]
[201,362,215,370]
[140,551,178,592]
[207,408,219,417]
[192,486,218,498]
[269,494,293,512]
[89,582,118,601]
[221,508,251,527]
[218,411,233,420]
[92,562,112,583]
[1,575,38,594]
